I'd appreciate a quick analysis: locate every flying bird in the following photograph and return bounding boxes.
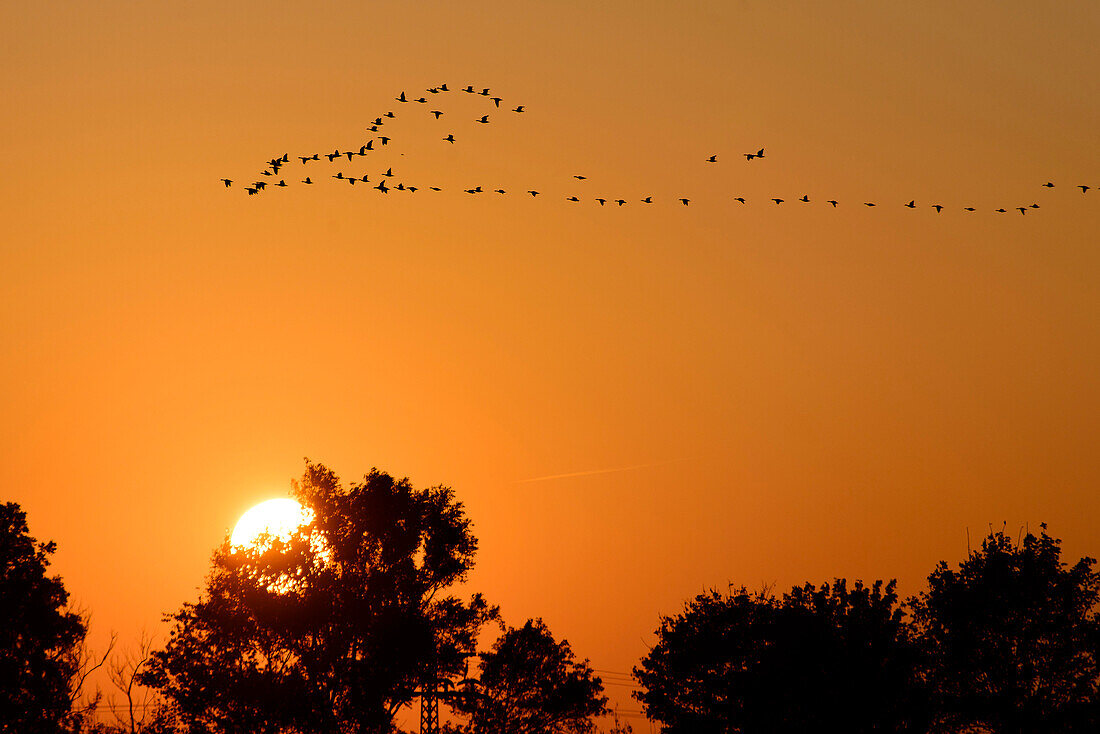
[513,105,525,113]
[596,198,606,206]
[615,199,626,206]
[772,198,784,205]
[527,190,539,196]
[1017,207,1027,215]
[826,200,838,207]
[864,202,876,207]
[396,91,408,102]
[495,189,507,194]
[574,175,587,180]
[566,196,580,202]
[706,155,717,163]
[383,168,394,177]
[384,111,395,118]
[414,97,427,103]
[995,208,1007,213]
[430,110,443,118]
[476,115,489,124]
[733,197,746,204]
[1042,182,1055,188]
[430,186,442,191]
[680,198,690,206]
[275,180,287,187]
[641,196,653,203]
[440,83,449,91]
[378,136,390,145]
[1079,185,1091,193]
[302,177,313,184]
[375,181,389,193]
[221,179,232,187]
[932,204,944,213]
[963,207,975,211]
[905,200,916,208]
[491,97,502,107]
[246,187,257,195]
[799,195,810,203]
[480,88,490,95]
[443,134,455,143]
[326,150,341,162]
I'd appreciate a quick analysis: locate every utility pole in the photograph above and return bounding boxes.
[419,685,440,734]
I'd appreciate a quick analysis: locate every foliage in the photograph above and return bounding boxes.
[140,463,497,734]
[912,523,1100,733]
[0,501,91,734]
[448,618,608,734]
[634,579,928,734]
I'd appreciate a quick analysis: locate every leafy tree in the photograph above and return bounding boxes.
[140,463,497,734]
[447,618,608,734]
[634,580,928,734]
[912,524,1100,733]
[0,501,91,734]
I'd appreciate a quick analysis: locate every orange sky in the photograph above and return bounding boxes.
[3,1,1100,727]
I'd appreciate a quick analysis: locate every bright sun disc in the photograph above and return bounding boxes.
[231,498,314,549]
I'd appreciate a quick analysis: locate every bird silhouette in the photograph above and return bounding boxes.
[347,178,357,185]
[364,140,374,151]
[302,177,313,184]
[964,207,975,211]
[491,97,502,107]
[567,196,580,202]
[1030,203,1040,209]
[276,180,287,187]
[932,204,944,213]
[326,150,341,162]
[527,190,539,196]
[430,187,442,191]
[375,181,389,193]
[254,181,266,190]
[1042,182,1055,188]
[574,175,587,180]
[395,183,405,190]
[495,189,506,194]
[221,179,232,187]
[345,151,355,161]
[443,134,455,143]
[332,173,344,180]
[480,88,490,96]
[706,155,718,163]
[384,111,395,118]
[799,195,810,203]
[995,208,1007,213]
[414,97,427,103]
[864,202,876,207]
[641,196,653,203]
[373,117,384,125]
[772,198,784,205]
[430,110,443,118]
[1079,185,1091,193]
[383,168,394,177]
[615,199,626,206]
[680,198,690,206]
[463,85,475,93]
[407,186,418,192]
[360,175,369,182]
[396,91,408,102]
[596,198,607,206]
[513,105,525,113]
[379,136,390,145]
[261,169,273,176]
[905,200,916,208]
[827,200,838,207]
[1017,207,1027,215]
[440,83,449,91]
[246,187,257,195]
[733,197,746,204]
[476,115,489,124]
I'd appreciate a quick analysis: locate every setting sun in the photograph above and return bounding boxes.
[230,498,313,549]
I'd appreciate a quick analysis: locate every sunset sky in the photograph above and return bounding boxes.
[3,1,1099,726]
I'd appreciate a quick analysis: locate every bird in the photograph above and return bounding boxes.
[680,198,690,206]
[826,200,838,207]
[375,181,389,193]
[345,151,355,161]
[1017,207,1027,215]
[864,202,876,207]
[261,169,273,176]
[641,196,653,203]
[396,91,408,102]
[574,175,587,180]
[414,97,427,104]
[430,186,442,191]
[476,115,489,124]
[384,111,395,118]
[1042,182,1055,188]
[527,190,539,196]
[464,186,482,194]
[932,204,944,213]
[326,150,341,162]
[253,181,266,190]
[332,173,344,180]
[221,179,232,187]
[596,198,607,206]
[905,200,916,208]
[439,83,449,91]
[383,168,394,177]
[745,148,765,160]
[706,155,718,163]
[395,183,405,191]
[615,199,626,206]
[566,196,580,202]
[246,187,257,195]
[407,186,418,192]
[963,207,975,211]
[480,88,490,96]
[495,189,507,194]
[302,177,313,184]
[756,148,765,158]
[799,195,810,203]
[298,156,311,164]
[275,180,287,187]
[360,175,369,182]
[364,140,374,151]
[443,134,455,143]
[733,197,746,204]
[463,85,475,93]
[491,97,502,107]
[1030,203,1040,209]
[772,198,784,205]
[430,110,443,118]
[347,178,357,185]
[378,136,390,145]
[995,208,1007,213]
[1079,185,1091,193]
[513,105,525,113]
[427,87,439,94]
[373,117,384,125]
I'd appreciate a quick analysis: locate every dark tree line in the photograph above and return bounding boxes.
[5,468,1100,734]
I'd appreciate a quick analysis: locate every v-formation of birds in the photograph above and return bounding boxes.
[221,84,1094,216]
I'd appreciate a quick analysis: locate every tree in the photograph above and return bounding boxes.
[634,580,928,734]
[912,524,1100,733]
[447,618,608,734]
[140,463,497,734]
[0,501,92,734]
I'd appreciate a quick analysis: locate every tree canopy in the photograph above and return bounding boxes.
[140,463,497,734]
[447,618,607,734]
[912,523,1100,733]
[0,501,89,734]
[634,579,928,734]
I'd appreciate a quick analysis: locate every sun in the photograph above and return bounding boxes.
[231,498,314,549]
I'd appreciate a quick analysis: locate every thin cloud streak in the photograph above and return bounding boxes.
[517,458,690,484]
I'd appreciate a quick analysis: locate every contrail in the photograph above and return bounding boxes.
[517,458,689,484]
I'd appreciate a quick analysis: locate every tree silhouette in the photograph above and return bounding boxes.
[139,463,497,734]
[912,524,1100,733]
[447,618,607,734]
[0,502,93,734]
[634,580,928,734]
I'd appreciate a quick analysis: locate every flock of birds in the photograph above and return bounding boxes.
[221,84,1097,216]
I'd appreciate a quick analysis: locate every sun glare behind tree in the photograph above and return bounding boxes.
[230,498,314,550]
